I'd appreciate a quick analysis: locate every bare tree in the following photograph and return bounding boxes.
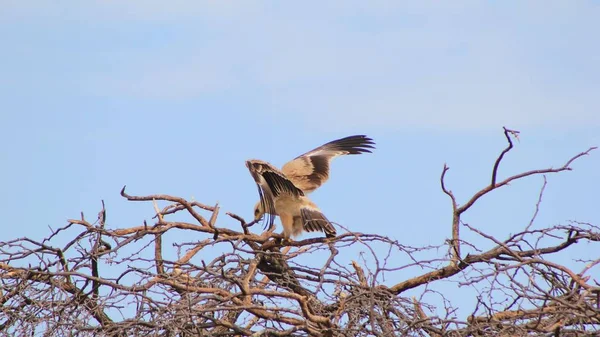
[1,128,599,336]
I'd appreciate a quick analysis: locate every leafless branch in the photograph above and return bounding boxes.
[1,129,598,336]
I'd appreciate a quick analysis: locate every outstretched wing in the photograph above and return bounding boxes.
[281,135,375,193]
[245,159,304,228]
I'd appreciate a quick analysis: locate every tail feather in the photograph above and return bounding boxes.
[300,207,336,238]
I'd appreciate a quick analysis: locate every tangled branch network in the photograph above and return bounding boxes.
[1,128,599,336]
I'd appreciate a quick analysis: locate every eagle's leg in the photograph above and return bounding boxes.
[280,213,294,243]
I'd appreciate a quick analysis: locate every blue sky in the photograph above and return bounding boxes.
[1,1,599,320]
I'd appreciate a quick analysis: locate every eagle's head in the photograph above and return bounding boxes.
[253,200,264,222]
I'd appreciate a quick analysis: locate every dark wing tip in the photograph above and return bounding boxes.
[324,135,376,155]
[260,210,276,231]
[300,207,337,237]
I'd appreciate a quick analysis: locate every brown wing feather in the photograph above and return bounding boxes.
[245,159,304,228]
[300,207,336,238]
[281,135,375,193]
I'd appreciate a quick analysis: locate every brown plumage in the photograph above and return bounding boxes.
[246,160,335,238]
[246,135,375,239]
[282,135,375,193]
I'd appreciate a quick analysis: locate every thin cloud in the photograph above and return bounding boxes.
[5,2,598,130]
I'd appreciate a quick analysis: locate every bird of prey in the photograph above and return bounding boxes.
[245,135,375,239]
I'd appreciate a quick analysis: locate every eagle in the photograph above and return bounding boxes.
[245,135,375,239]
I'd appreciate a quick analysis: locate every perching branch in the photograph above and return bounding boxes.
[1,129,598,336]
